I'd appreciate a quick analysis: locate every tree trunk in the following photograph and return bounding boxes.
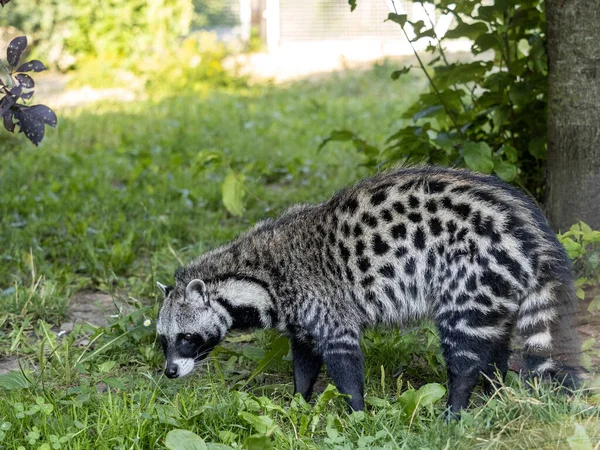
[546,0,600,231]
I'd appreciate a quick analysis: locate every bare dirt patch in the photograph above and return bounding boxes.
[60,290,135,330]
[0,291,136,374]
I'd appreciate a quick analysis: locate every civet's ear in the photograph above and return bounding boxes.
[185,279,208,305]
[156,281,173,298]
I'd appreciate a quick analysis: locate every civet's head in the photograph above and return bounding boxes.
[156,279,227,379]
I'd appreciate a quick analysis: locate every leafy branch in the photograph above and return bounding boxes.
[0,36,57,146]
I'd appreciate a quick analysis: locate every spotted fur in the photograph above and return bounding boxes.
[157,166,582,413]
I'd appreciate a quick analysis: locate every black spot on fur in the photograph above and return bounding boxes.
[355,240,365,256]
[346,267,355,283]
[427,250,436,267]
[353,223,363,237]
[441,197,453,209]
[470,189,508,210]
[391,223,407,240]
[365,291,376,302]
[399,179,417,192]
[456,227,469,242]
[342,198,359,214]
[384,285,397,302]
[450,185,470,194]
[474,293,493,307]
[361,276,374,287]
[466,274,477,292]
[404,257,416,276]
[447,221,457,243]
[408,212,422,223]
[453,203,471,220]
[328,231,336,245]
[381,209,393,223]
[413,227,426,250]
[371,190,388,206]
[338,242,350,263]
[342,222,350,237]
[425,199,437,213]
[480,270,512,298]
[425,180,448,193]
[471,212,501,243]
[408,195,420,208]
[357,257,371,272]
[408,283,418,298]
[437,244,445,256]
[392,201,405,214]
[379,264,395,278]
[428,217,443,236]
[425,268,433,282]
[457,265,467,279]
[372,234,390,255]
[456,293,470,305]
[362,213,378,228]
[395,246,408,258]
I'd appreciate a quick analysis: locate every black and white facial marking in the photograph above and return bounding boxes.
[156,277,277,379]
[156,279,226,379]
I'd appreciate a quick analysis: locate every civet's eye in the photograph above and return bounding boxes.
[183,333,192,341]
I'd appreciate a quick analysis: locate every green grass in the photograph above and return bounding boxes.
[0,62,599,449]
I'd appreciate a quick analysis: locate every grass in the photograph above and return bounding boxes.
[0,62,599,449]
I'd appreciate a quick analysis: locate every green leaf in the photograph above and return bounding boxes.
[206,445,234,450]
[391,66,411,80]
[567,424,593,450]
[560,238,584,259]
[238,412,277,435]
[315,384,345,411]
[445,22,488,40]
[348,0,357,12]
[318,129,355,151]
[0,371,31,390]
[244,434,272,450]
[588,296,600,313]
[494,160,517,181]
[221,170,245,217]
[581,338,596,352]
[415,383,446,407]
[242,346,266,361]
[244,335,289,385]
[463,142,494,173]
[165,429,207,450]
[387,13,407,27]
[97,360,116,373]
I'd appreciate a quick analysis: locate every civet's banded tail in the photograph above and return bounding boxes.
[517,274,582,388]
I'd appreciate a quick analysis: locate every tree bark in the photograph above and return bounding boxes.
[546,0,600,231]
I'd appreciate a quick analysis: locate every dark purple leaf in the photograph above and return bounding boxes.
[8,84,22,100]
[7,36,27,67]
[0,0,12,6]
[13,108,45,146]
[3,111,14,132]
[28,104,57,127]
[0,94,16,116]
[21,91,34,100]
[15,73,34,88]
[16,60,46,73]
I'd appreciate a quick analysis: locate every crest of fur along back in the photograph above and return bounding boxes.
[166,166,582,412]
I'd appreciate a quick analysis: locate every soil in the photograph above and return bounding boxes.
[0,291,135,374]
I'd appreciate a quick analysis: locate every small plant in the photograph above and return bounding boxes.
[0,36,57,145]
[557,221,600,307]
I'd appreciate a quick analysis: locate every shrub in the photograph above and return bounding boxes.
[325,0,548,201]
[0,0,193,71]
